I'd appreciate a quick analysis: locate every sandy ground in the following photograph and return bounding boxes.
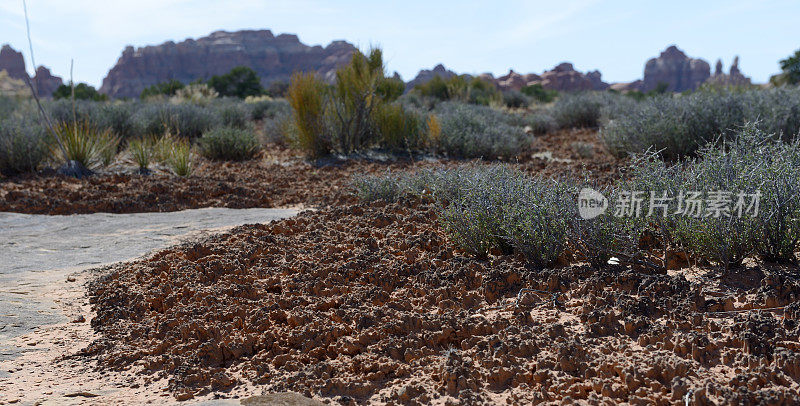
[0,208,299,405]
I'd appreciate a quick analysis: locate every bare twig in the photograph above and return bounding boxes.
[22,0,67,158]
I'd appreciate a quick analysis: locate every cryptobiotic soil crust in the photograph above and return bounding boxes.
[84,201,800,404]
[0,130,621,215]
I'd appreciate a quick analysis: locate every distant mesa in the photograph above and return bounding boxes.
[409,62,608,93]
[0,44,64,97]
[100,30,357,99]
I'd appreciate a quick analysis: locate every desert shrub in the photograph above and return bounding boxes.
[140,80,185,99]
[157,135,193,176]
[351,173,408,203]
[373,103,425,151]
[133,103,220,139]
[502,90,529,108]
[52,121,120,168]
[623,124,800,267]
[0,116,48,175]
[214,100,252,129]
[602,88,800,160]
[414,75,501,106]
[327,48,388,153]
[53,82,107,101]
[198,127,259,161]
[551,92,606,129]
[286,47,422,157]
[524,111,557,135]
[247,97,291,121]
[207,66,264,98]
[262,109,291,145]
[376,76,405,102]
[355,166,573,266]
[286,72,330,158]
[434,102,528,159]
[266,80,290,98]
[0,96,23,120]
[770,49,800,86]
[127,136,156,172]
[96,103,138,140]
[521,84,558,103]
[173,83,218,105]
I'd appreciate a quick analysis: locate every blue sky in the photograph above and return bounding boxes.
[1,0,797,87]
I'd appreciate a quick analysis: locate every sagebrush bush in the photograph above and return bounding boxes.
[550,92,605,129]
[198,127,259,161]
[602,87,800,160]
[524,111,557,135]
[502,91,530,108]
[247,98,291,121]
[434,102,528,159]
[214,100,252,129]
[0,116,49,176]
[133,103,220,139]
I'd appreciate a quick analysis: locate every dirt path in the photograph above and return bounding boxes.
[0,208,299,405]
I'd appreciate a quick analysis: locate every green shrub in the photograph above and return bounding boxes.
[0,116,48,176]
[414,75,501,106]
[521,84,558,103]
[502,90,529,108]
[140,80,185,99]
[53,82,107,101]
[159,135,193,176]
[207,66,264,98]
[286,72,330,158]
[128,136,155,172]
[374,103,425,151]
[198,127,259,161]
[770,49,800,86]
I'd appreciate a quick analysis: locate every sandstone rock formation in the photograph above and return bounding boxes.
[706,56,751,87]
[609,80,643,92]
[477,64,607,92]
[536,62,608,91]
[642,45,710,92]
[493,70,541,91]
[405,64,458,91]
[0,44,28,81]
[33,66,63,97]
[100,30,356,99]
[0,44,63,97]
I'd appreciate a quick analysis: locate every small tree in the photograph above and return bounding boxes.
[53,82,107,101]
[208,66,264,98]
[770,49,800,86]
[140,80,185,99]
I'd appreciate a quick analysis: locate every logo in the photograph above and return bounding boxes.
[578,188,608,219]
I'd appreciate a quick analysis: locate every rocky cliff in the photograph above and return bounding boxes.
[642,45,709,92]
[478,63,608,92]
[0,44,63,97]
[0,45,28,81]
[405,64,458,91]
[100,30,357,99]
